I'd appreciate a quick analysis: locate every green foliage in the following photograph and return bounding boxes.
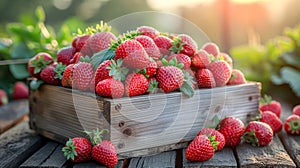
[230,24,300,98]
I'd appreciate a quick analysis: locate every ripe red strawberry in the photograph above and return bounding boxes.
[94,60,112,85]
[191,50,211,69]
[153,35,173,56]
[125,73,148,97]
[259,95,281,118]
[218,117,245,147]
[137,26,160,39]
[197,128,225,151]
[195,68,216,88]
[80,43,93,57]
[284,114,300,135]
[72,35,91,52]
[147,77,159,94]
[170,34,198,56]
[62,137,92,163]
[92,140,118,167]
[72,60,94,91]
[0,89,8,106]
[40,63,66,85]
[167,54,191,69]
[89,76,96,93]
[219,52,233,68]
[202,42,220,57]
[259,111,282,133]
[115,39,151,69]
[70,52,84,64]
[134,35,160,60]
[292,105,300,116]
[185,135,216,162]
[244,121,273,146]
[227,69,247,85]
[139,60,157,78]
[61,64,74,88]
[12,82,29,100]
[28,52,54,79]
[156,66,184,93]
[57,46,76,65]
[87,32,117,54]
[96,78,124,98]
[208,60,232,87]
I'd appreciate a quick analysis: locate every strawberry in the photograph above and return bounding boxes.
[96,78,124,98]
[70,52,84,64]
[72,57,94,91]
[156,65,184,93]
[115,39,151,69]
[219,52,233,68]
[244,121,273,146]
[147,77,159,94]
[87,32,117,54]
[208,60,232,87]
[227,69,246,85]
[89,76,96,93]
[40,63,66,85]
[134,35,160,60]
[80,43,93,57]
[292,105,300,116]
[0,89,8,106]
[284,114,300,135]
[125,73,149,97]
[72,35,91,52]
[195,68,216,88]
[62,137,92,163]
[167,54,191,69]
[197,128,225,151]
[191,50,211,69]
[12,82,29,100]
[137,26,160,39]
[61,64,74,88]
[202,42,220,57]
[28,52,54,79]
[185,135,216,162]
[170,34,197,56]
[153,35,173,56]
[94,60,112,85]
[259,95,281,117]
[139,60,157,78]
[259,111,282,133]
[57,46,76,65]
[218,117,245,147]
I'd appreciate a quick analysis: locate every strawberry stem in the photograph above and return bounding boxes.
[243,130,259,146]
[84,128,109,146]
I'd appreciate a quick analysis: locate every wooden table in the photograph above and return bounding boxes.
[0,100,299,168]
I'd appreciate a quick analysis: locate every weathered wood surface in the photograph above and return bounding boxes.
[279,131,300,167]
[0,120,44,168]
[73,160,124,168]
[0,99,29,134]
[235,136,296,168]
[182,147,237,168]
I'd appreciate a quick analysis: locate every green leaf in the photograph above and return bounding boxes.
[35,6,45,22]
[281,52,300,67]
[271,74,285,85]
[11,43,33,59]
[280,67,300,97]
[180,81,194,98]
[91,49,115,70]
[9,64,29,79]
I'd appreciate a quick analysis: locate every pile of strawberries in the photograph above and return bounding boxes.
[186,95,300,162]
[27,21,247,98]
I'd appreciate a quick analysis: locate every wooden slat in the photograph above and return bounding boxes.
[0,121,44,168]
[0,99,28,134]
[235,136,296,168]
[128,150,176,168]
[40,144,67,167]
[279,131,300,167]
[73,160,124,168]
[182,147,237,168]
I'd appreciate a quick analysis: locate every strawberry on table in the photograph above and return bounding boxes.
[197,128,225,151]
[137,25,160,39]
[292,105,300,116]
[12,82,29,100]
[227,69,247,85]
[202,42,220,57]
[284,114,300,135]
[40,63,66,86]
[259,111,282,133]
[125,73,149,97]
[243,121,273,146]
[218,117,245,147]
[134,35,160,60]
[0,89,8,106]
[62,137,92,163]
[185,135,217,162]
[28,52,54,79]
[208,60,232,87]
[195,68,216,88]
[259,95,281,118]
[57,46,76,65]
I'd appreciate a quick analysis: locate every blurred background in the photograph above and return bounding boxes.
[0,0,300,104]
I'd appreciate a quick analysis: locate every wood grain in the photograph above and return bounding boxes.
[279,131,300,167]
[235,136,296,168]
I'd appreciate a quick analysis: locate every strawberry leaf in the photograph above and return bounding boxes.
[53,63,66,80]
[180,81,194,98]
[91,49,115,70]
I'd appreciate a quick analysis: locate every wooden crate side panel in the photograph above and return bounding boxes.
[109,83,260,155]
[30,85,109,142]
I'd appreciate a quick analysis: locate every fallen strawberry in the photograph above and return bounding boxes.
[259,111,282,133]
[62,137,92,163]
[197,128,225,151]
[259,95,281,118]
[243,121,273,146]
[218,117,245,147]
[292,105,300,116]
[12,82,29,100]
[284,114,300,135]
[0,89,8,106]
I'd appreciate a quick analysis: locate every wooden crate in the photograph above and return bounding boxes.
[29,82,261,158]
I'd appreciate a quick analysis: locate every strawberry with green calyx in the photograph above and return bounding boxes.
[138,59,157,78]
[61,64,74,88]
[256,111,282,133]
[185,135,217,162]
[259,95,281,118]
[170,35,197,56]
[57,46,77,65]
[134,35,160,60]
[85,129,118,168]
[293,105,300,116]
[167,53,191,69]
[70,52,84,64]
[125,73,149,97]
[195,68,216,88]
[72,56,94,91]
[62,137,92,163]
[153,35,173,56]
[191,50,211,69]
[243,121,273,146]
[137,26,160,39]
[0,89,8,106]
[284,114,300,135]
[147,77,159,94]
[40,63,66,85]
[202,42,220,58]
[28,52,54,79]
[227,69,247,85]
[197,128,225,151]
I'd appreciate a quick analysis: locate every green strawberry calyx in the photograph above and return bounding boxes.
[53,62,66,80]
[31,56,53,74]
[107,59,129,81]
[180,71,195,98]
[84,128,109,146]
[287,117,300,134]
[243,130,259,146]
[62,139,78,161]
[109,31,141,51]
[75,21,112,36]
[169,36,186,54]
[161,57,184,69]
[260,94,272,105]
[207,135,219,151]
[147,78,159,94]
